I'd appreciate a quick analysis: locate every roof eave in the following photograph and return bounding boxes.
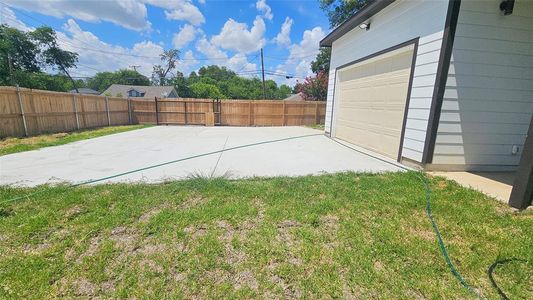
[319,0,396,47]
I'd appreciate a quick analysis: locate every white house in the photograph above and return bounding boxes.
[321,0,533,175]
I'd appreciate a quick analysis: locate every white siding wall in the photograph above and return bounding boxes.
[432,0,533,169]
[325,0,449,162]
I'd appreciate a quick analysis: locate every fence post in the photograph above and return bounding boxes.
[127,98,132,125]
[248,100,252,126]
[315,102,319,124]
[282,101,286,126]
[72,93,80,130]
[15,85,28,136]
[105,96,111,126]
[154,97,159,125]
[184,101,188,125]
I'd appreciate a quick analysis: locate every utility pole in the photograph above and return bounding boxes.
[260,48,266,100]
[130,65,140,72]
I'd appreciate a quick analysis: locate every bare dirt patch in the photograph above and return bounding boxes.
[179,194,208,209]
[110,226,139,251]
[138,203,172,223]
[233,270,259,291]
[269,274,302,299]
[75,235,102,264]
[64,205,84,219]
[183,224,208,238]
[71,278,97,297]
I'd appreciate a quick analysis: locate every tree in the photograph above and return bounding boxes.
[311,47,331,74]
[0,25,40,86]
[30,27,79,92]
[0,24,83,92]
[319,0,369,28]
[297,70,328,101]
[152,49,180,86]
[277,84,292,99]
[189,82,225,99]
[312,1,369,76]
[87,69,150,92]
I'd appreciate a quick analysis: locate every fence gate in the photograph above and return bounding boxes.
[213,98,221,126]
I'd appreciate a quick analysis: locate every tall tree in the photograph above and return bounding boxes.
[311,47,331,74]
[312,1,369,75]
[319,0,369,28]
[152,49,180,86]
[0,25,40,85]
[30,27,79,92]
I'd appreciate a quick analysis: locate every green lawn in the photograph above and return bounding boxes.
[0,125,150,156]
[0,172,531,299]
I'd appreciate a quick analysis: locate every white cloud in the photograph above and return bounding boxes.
[274,17,293,46]
[211,16,266,54]
[195,35,256,74]
[2,0,206,30]
[3,0,150,31]
[162,1,205,26]
[0,6,33,31]
[172,24,197,49]
[255,0,273,20]
[274,26,325,85]
[198,0,206,4]
[58,19,163,77]
[177,50,198,75]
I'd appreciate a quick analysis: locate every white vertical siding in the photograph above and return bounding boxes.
[326,0,449,162]
[433,0,533,169]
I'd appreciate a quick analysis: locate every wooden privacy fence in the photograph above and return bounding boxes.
[0,86,326,138]
[0,86,131,137]
[133,98,326,127]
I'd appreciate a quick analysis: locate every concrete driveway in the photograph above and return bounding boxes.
[0,126,404,186]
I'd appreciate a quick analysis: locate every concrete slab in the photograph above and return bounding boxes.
[0,126,403,186]
[430,171,515,202]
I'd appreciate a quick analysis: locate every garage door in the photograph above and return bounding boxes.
[334,44,415,160]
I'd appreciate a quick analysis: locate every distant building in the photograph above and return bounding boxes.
[69,88,100,95]
[101,84,178,98]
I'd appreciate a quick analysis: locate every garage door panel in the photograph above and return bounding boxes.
[334,44,414,159]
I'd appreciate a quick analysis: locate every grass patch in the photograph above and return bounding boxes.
[0,172,531,298]
[0,125,150,156]
[305,124,325,130]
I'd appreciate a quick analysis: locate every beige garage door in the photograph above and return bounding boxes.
[334,44,414,159]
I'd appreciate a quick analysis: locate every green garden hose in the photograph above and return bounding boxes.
[0,133,322,205]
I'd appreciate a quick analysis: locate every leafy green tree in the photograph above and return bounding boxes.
[311,47,331,74]
[277,84,292,99]
[0,25,39,86]
[189,82,225,99]
[320,0,369,28]
[152,49,180,86]
[30,27,79,91]
[312,1,369,76]
[87,69,149,92]
[0,25,83,91]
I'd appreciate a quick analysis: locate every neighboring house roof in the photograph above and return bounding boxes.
[284,93,304,101]
[69,88,100,95]
[101,84,178,98]
[320,0,395,47]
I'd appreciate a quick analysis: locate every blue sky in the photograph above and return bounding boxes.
[0,0,330,86]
